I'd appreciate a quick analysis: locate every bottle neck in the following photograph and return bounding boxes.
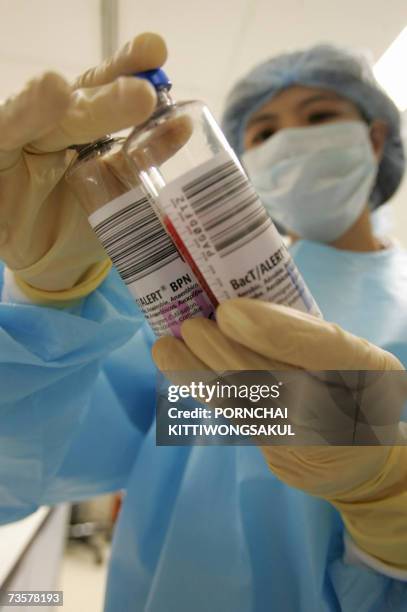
[76,136,115,161]
[156,88,174,110]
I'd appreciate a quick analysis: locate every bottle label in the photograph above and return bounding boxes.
[88,187,214,337]
[159,151,321,316]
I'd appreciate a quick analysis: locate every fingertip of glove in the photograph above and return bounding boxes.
[33,72,71,110]
[28,73,71,134]
[1,71,72,149]
[37,71,70,93]
[216,298,259,331]
[152,336,179,370]
[216,298,319,362]
[115,76,157,123]
[180,316,216,343]
[128,32,168,68]
[381,349,405,371]
[130,32,168,69]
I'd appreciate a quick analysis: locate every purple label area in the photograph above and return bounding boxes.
[159,290,214,337]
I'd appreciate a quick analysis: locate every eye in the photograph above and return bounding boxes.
[308,111,339,124]
[251,127,275,145]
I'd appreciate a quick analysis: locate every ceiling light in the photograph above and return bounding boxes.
[374,26,407,111]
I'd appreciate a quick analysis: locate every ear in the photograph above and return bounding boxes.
[369,120,388,161]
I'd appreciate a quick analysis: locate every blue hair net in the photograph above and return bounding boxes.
[222,44,405,208]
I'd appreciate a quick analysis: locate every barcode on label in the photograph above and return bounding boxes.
[182,160,272,258]
[93,194,179,283]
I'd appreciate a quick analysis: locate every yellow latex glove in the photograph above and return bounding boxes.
[152,298,407,573]
[0,32,166,305]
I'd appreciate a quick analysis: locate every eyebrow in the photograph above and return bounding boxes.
[247,93,342,126]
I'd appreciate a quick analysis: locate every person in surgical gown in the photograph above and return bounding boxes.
[221,43,407,367]
[0,34,406,612]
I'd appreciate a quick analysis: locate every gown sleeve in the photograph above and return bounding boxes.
[0,265,156,524]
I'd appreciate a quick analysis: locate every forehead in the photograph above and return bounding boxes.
[248,85,354,121]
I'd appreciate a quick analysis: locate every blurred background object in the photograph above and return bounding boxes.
[0,506,69,612]
[67,493,121,565]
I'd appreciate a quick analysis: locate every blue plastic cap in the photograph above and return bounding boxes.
[134,68,172,91]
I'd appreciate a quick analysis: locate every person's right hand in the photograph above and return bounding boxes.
[153,299,407,572]
[0,32,167,305]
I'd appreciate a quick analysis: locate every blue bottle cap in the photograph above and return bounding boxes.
[134,68,172,91]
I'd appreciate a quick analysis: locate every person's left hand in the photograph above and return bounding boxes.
[152,298,407,571]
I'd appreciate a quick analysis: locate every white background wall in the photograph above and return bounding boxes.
[0,0,406,243]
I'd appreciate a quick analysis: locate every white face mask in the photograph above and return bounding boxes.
[241,121,378,242]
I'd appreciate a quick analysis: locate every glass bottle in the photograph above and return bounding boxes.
[123,69,321,317]
[66,136,214,337]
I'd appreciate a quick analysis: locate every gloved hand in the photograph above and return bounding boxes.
[0,32,166,305]
[152,298,407,573]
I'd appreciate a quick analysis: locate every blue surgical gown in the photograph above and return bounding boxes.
[0,240,406,612]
